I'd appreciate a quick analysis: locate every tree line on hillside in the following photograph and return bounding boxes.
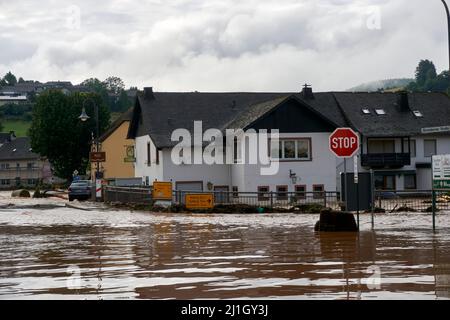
[0,72,135,134]
[0,71,23,86]
[80,76,132,112]
[406,59,450,93]
[0,71,134,113]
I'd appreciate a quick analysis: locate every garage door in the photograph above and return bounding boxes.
[176,181,203,192]
[176,181,203,203]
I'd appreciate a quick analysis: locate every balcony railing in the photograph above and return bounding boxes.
[361,153,411,168]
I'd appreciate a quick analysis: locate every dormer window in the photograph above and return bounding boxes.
[362,108,371,114]
[375,109,386,115]
[413,110,423,117]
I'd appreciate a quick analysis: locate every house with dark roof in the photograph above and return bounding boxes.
[90,108,136,182]
[127,86,450,195]
[0,134,54,189]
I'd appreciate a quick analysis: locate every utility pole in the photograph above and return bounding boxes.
[442,0,450,71]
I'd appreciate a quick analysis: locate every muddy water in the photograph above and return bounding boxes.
[0,195,449,299]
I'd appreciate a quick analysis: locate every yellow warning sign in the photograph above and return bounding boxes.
[152,181,173,200]
[185,194,214,209]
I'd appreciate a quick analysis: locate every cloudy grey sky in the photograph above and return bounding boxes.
[0,0,447,91]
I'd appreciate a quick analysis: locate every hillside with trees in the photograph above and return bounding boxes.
[0,72,136,136]
[349,59,450,94]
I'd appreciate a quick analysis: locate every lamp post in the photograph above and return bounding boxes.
[79,98,100,182]
[442,0,450,71]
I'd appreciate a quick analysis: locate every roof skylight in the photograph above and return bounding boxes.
[375,109,386,115]
[413,110,423,117]
[362,108,371,114]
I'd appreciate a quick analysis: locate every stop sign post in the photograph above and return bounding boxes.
[329,128,360,218]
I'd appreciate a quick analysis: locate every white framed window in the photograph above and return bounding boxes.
[271,139,311,161]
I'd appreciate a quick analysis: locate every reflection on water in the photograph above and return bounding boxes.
[0,201,449,299]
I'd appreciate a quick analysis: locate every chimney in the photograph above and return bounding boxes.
[301,84,314,99]
[143,87,154,100]
[397,91,410,112]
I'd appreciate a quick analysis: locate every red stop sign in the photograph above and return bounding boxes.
[329,128,360,158]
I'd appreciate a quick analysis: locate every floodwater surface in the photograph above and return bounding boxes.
[0,193,449,299]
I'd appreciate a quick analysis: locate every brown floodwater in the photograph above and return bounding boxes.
[0,194,449,299]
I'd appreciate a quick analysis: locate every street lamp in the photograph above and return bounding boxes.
[79,98,100,181]
[442,0,450,71]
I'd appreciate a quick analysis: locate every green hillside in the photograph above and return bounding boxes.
[2,120,31,137]
[348,78,414,92]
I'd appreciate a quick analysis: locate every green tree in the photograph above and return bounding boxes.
[2,71,17,86]
[29,90,110,180]
[18,77,25,83]
[116,89,131,112]
[81,78,107,93]
[415,59,436,87]
[102,76,125,95]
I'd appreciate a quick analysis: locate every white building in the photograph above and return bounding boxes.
[128,87,450,194]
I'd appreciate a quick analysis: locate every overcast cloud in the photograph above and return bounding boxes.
[0,0,447,91]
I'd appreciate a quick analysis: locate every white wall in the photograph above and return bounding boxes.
[162,148,231,191]
[134,135,163,184]
[135,132,338,192]
[231,132,337,193]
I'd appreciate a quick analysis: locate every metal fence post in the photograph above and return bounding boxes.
[270,191,274,209]
[432,190,436,232]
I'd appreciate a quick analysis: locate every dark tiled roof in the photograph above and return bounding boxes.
[0,133,11,144]
[333,92,450,136]
[300,92,348,127]
[0,137,40,160]
[130,92,291,147]
[128,90,450,148]
[99,108,133,142]
[225,93,346,130]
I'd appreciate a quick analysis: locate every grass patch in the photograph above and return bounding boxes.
[2,119,31,136]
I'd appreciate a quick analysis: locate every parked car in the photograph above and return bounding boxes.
[378,191,399,199]
[68,180,92,201]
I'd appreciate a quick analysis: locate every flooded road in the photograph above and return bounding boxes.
[0,193,449,299]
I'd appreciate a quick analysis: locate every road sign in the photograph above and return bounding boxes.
[152,181,173,200]
[432,154,450,190]
[353,155,359,184]
[90,152,106,162]
[185,194,214,209]
[329,128,360,158]
[124,146,135,163]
